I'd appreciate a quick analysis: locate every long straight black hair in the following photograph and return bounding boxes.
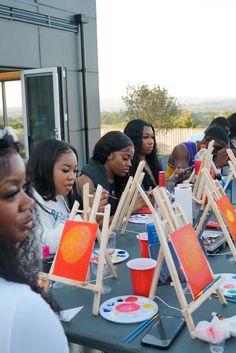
[92,131,134,196]
[124,119,162,189]
[27,139,79,209]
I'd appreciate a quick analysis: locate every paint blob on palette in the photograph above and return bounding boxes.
[99,295,158,323]
[93,249,129,264]
[217,273,236,297]
[110,249,129,264]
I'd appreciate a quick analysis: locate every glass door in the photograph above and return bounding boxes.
[21,67,63,157]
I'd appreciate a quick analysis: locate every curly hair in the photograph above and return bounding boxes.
[0,132,20,179]
[0,135,59,312]
[124,119,162,189]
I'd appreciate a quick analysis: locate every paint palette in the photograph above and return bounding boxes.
[99,295,158,323]
[217,273,236,297]
[129,214,153,224]
[111,249,129,264]
[93,249,129,264]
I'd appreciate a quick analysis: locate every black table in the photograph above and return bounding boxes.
[53,223,236,353]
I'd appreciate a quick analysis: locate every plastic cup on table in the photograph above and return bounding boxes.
[107,232,116,256]
[127,258,157,297]
[90,254,111,294]
[209,338,225,353]
[159,171,167,187]
[194,159,202,175]
[136,232,149,258]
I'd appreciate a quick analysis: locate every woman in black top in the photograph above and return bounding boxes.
[124,119,162,190]
[78,131,134,215]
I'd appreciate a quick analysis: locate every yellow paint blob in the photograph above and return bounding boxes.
[143,303,154,309]
[226,208,234,223]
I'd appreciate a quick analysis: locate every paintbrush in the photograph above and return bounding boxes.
[89,185,120,200]
[122,313,159,343]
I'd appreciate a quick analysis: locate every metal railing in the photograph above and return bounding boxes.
[101,127,205,154]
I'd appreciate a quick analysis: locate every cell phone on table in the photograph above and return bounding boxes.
[141,315,185,349]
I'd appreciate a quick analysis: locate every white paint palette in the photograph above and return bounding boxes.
[129,214,153,224]
[99,295,158,324]
[93,249,129,264]
[217,273,236,297]
[110,249,129,264]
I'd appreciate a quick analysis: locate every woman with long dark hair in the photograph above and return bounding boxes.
[124,119,162,190]
[0,131,68,353]
[27,139,82,254]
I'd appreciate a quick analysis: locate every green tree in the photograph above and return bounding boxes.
[173,110,194,128]
[122,84,180,129]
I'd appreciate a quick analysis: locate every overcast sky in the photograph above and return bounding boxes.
[96,0,236,100]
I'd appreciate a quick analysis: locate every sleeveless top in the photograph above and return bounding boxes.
[80,159,118,215]
[183,141,197,166]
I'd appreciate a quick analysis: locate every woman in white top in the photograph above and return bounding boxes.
[27,139,82,254]
[0,130,69,353]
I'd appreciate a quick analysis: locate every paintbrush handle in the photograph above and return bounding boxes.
[122,319,149,342]
[226,298,236,303]
[128,315,158,343]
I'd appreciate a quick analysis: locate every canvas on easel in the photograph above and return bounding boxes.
[216,195,236,241]
[39,186,116,315]
[192,140,216,204]
[52,220,98,282]
[136,183,226,337]
[108,160,145,234]
[169,223,214,299]
[195,168,236,261]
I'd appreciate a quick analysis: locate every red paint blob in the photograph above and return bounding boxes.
[224,283,235,289]
[116,303,140,313]
[125,296,138,302]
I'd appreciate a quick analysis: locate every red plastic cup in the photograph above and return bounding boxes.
[136,232,149,258]
[159,171,166,187]
[127,258,157,297]
[194,160,201,175]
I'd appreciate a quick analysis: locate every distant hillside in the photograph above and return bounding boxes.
[179,96,236,112]
[100,98,125,112]
[6,107,22,119]
[100,96,236,113]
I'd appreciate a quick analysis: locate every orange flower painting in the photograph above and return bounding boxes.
[52,221,98,282]
[170,224,213,299]
[216,195,236,243]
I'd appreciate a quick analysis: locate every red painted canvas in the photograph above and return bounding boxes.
[216,194,236,242]
[170,224,214,299]
[52,220,98,282]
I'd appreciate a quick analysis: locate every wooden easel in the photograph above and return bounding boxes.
[136,183,226,337]
[192,140,216,204]
[109,160,145,234]
[224,148,236,191]
[195,168,236,261]
[81,183,117,278]
[40,187,116,315]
